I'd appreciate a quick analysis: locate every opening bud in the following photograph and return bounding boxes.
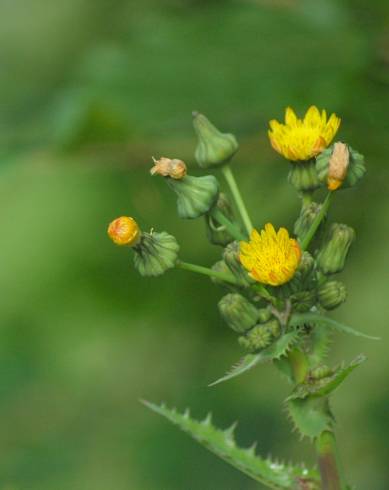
[318,280,347,310]
[316,142,366,190]
[150,157,187,180]
[218,293,259,333]
[133,231,179,277]
[107,216,141,247]
[205,193,235,246]
[294,203,324,242]
[223,241,255,286]
[166,174,219,219]
[316,223,355,275]
[288,159,321,193]
[193,112,239,169]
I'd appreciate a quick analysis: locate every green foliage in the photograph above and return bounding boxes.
[286,397,334,439]
[210,331,300,386]
[143,400,320,489]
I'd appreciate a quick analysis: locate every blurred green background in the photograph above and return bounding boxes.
[0,0,388,488]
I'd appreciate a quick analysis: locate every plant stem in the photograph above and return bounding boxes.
[211,207,247,241]
[316,430,347,490]
[221,164,253,235]
[301,191,333,251]
[176,260,242,286]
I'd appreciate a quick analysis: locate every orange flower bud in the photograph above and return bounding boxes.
[150,157,187,180]
[107,216,140,246]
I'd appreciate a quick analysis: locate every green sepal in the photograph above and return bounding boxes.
[286,396,334,439]
[287,355,366,401]
[289,312,379,340]
[209,330,300,386]
[288,159,321,193]
[167,174,219,219]
[142,400,320,489]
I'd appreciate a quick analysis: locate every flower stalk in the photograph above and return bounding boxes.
[210,207,247,241]
[300,191,333,251]
[176,260,242,286]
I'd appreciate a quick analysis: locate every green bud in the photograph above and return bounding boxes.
[166,174,219,219]
[316,223,355,275]
[205,193,235,246]
[211,260,232,287]
[193,112,239,169]
[287,251,315,293]
[316,143,366,190]
[291,289,317,313]
[257,307,272,323]
[318,280,347,310]
[294,202,323,241]
[223,241,254,285]
[133,231,179,277]
[288,159,321,193]
[263,318,281,337]
[218,293,259,333]
[239,324,273,352]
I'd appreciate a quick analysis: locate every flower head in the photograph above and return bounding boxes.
[239,223,301,286]
[268,106,341,162]
[107,216,140,246]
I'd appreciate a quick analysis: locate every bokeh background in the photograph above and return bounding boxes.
[1,0,388,489]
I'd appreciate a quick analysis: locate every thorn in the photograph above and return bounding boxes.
[202,412,212,426]
[183,408,190,419]
[245,441,257,456]
[224,421,238,442]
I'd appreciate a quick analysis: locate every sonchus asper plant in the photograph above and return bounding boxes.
[108,106,374,490]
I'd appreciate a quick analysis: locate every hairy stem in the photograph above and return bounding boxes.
[211,207,247,241]
[176,260,242,286]
[316,430,347,490]
[221,164,253,235]
[301,191,333,251]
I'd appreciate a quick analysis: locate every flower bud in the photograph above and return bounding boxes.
[288,160,321,193]
[223,241,255,285]
[310,365,333,380]
[132,231,179,277]
[211,260,231,287]
[107,216,140,247]
[218,293,259,333]
[316,223,355,275]
[294,202,323,241]
[287,251,315,293]
[166,174,219,219]
[318,280,347,310]
[193,112,239,169]
[238,319,280,352]
[291,290,317,313]
[150,157,187,180]
[316,143,366,190]
[257,307,272,323]
[205,193,235,246]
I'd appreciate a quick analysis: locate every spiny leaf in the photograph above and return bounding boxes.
[209,331,300,386]
[306,324,332,365]
[286,397,334,439]
[289,312,379,340]
[142,400,320,489]
[287,355,366,401]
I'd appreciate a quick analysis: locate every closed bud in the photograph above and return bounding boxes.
[316,143,366,190]
[239,324,273,352]
[288,159,321,193]
[257,307,272,323]
[205,193,235,246]
[218,293,259,333]
[310,365,333,380]
[193,112,239,169]
[108,216,141,247]
[291,289,317,313]
[316,223,355,274]
[166,174,219,219]
[211,260,233,288]
[150,156,187,180]
[294,202,323,241]
[132,231,179,277]
[287,251,315,293]
[223,241,254,285]
[318,280,347,310]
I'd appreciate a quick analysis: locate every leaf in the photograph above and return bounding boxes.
[286,397,334,439]
[142,400,320,489]
[209,331,300,387]
[289,312,379,340]
[287,354,366,401]
[306,324,332,365]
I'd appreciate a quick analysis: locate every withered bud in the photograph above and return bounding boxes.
[150,157,187,180]
[327,142,350,190]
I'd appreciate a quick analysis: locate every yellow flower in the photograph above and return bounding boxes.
[239,223,301,286]
[107,216,140,246]
[268,106,341,162]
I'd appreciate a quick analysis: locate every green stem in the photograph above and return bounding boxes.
[211,207,247,241]
[176,260,242,287]
[301,192,333,251]
[221,164,253,235]
[316,430,347,490]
